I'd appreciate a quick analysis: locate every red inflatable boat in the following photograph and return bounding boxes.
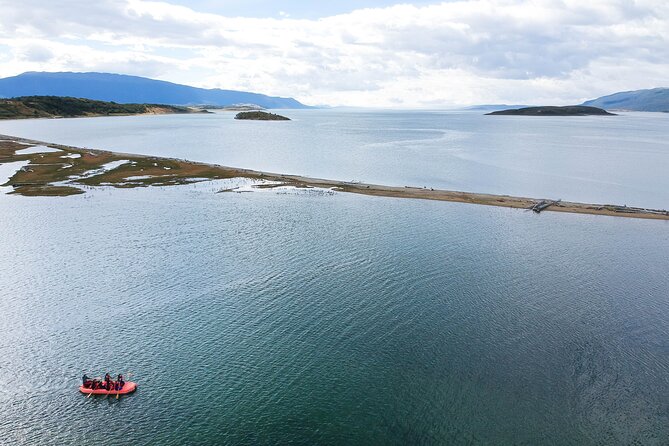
[79,381,137,396]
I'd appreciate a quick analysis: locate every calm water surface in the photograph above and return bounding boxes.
[0,184,667,445]
[0,110,667,208]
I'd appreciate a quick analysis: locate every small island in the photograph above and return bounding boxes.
[234,111,291,121]
[0,96,207,120]
[487,105,615,116]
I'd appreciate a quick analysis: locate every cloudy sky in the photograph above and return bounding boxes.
[0,0,667,107]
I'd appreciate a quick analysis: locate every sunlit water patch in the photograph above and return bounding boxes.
[14,145,62,155]
[0,160,30,193]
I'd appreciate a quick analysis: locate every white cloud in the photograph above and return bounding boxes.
[0,0,667,107]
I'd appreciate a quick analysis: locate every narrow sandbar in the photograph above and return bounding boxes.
[0,134,667,220]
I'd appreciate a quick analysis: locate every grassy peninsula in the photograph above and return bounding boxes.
[0,96,206,120]
[1,135,667,220]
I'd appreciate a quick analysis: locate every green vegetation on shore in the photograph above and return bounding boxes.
[0,96,206,120]
[0,137,241,196]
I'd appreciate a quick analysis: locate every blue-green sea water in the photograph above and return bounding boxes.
[0,183,667,445]
[1,110,668,444]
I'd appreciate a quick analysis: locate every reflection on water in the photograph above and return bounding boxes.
[0,184,667,445]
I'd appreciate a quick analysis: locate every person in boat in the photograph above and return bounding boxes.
[116,374,124,390]
[82,374,92,388]
[104,373,112,391]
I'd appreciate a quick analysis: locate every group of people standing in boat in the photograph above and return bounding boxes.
[82,373,125,391]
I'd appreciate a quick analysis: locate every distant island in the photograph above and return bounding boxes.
[0,72,310,109]
[235,111,291,121]
[462,104,532,112]
[467,87,669,113]
[221,104,266,111]
[582,87,669,112]
[192,104,266,111]
[0,96,205,120]
[487,106,615,116]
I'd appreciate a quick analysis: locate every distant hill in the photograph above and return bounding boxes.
[0,72,310,109]
[462,104,531,112]
[582,88,669,112]
[487,106,615,116]
[0,96,204,120]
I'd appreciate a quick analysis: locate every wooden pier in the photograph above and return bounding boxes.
[531,199,561,213]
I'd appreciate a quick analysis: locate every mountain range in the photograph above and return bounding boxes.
[582,88,669,112]
[0,72,309,109]
[0,72,666,112]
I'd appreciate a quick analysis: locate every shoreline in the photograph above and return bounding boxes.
[0,108,206,121]
[1,134,667,220]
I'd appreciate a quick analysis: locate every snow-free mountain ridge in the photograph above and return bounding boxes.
[0,72,309,109]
